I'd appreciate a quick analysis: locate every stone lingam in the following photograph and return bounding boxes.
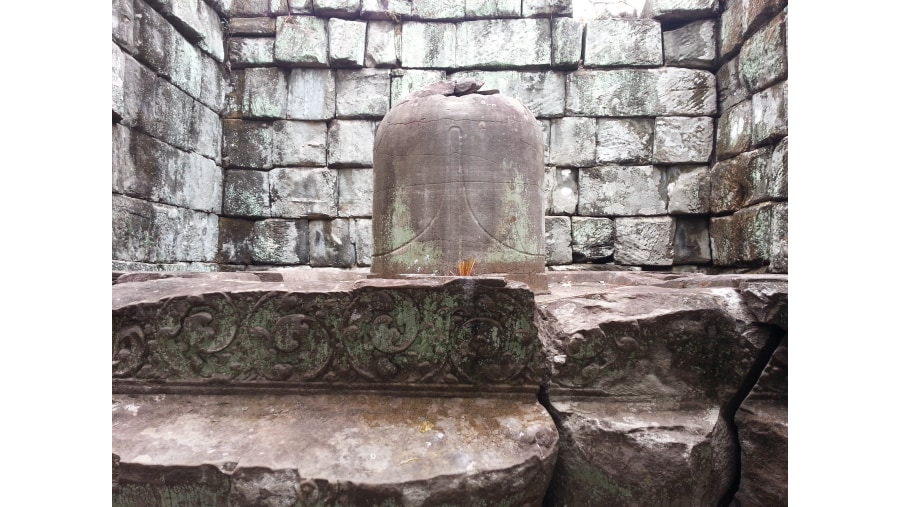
[371,79,548,292]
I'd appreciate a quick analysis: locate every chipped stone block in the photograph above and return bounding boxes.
[572,217,614,261]
[579,166,667,216]
[522,0,572,17]
[199,54,225,112]
[337,168,374,217]
[243,67,288,119]
[229,37,275,67]
[551,18,584,68]
[229,17,276,35]
[327,120,377,167]
[643,0,718,21]
[546,167,578,215]
[566,68,716,117]
[674,216,710,263]
[709,147,772,213]
[710,203,774,266]
[217,216,255,264]
[716,100,752,159]
[466,0,520,19]
[584,19,662,67]
[366,21,400,68]
[549,117,596,167]
[614,216,675,266]
[653,116,713,164]
[739,12,787,93]
[663,19,716,69]
[456,19,551,69]
[718,0,743,60]
[270,167,337,218]
[309,219,355,266]
[411,0,465,20]
[716,57,748,112]
[390,69,447,105]
[667,165,709,214]
[770,202,787,273]
[752,80,787,146]
[450,70,565,118]
[545,216,573,265]
[113,194,219,263]
[335,69,391,118]
[328,18,367,67]
[313,0,361,18]
[275,16,328,66]
[351,218,373,266]
[223,69,244,118]
[595,118,654,164]
[272,120,327,166]
[223,119,273,168]
[287,68,336,120]
[401,22,456,68]
[112,0,134,50]
[360,0,412,19]
[251,219,310,264]
[223,169,271,217]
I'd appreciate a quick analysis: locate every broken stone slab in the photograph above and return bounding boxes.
[390,69,448,105]
[584,19,662,67]
[449,70,566,118]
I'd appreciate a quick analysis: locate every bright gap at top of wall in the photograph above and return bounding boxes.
[573,0,648,21]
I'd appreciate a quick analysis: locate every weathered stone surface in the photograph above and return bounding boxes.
[136,73,211,155]
[313,0,360,18]
[571,217,614,261]
[116,52,145,128]
[675,216,710,263]
[579,166,667,216]
[133,0,176,81]
[112,124,134,192]
[275,16,328,66]
[614,216,675,265]
[709,147,773,213]
[769,202,787,273]
[223,169,271,217]
[390,69,447,105]
[667,165,709,214]
[739,278,788,329]
[768,137,787,201]
[546,167,578,215]
[595,118,653,164]
[522,0,572,17]
[113,194,219,263]
[228,37,275,67]
[365,21,400,68]
[229,17,276,35]
[217,216,255,264]
[222,69,245,118]
[223,119,272,168]
[360,0,412,19]
[450,70,565,118]
[663,19,716,69]
[410,0,466,20]
[717,56,749,112]
[351,218,373,265]
[718,0,744,59]
[272,120,327,166]
[199,53,225,112]
[584,19,662,67]
[337,168,374,217]
[643,0,718,21]
[192,101,224,163]
[327,120,377,167]
[309,218,355,266]
[146,0,225,62]
[744,0,788,38]
[270,167,337,218]
[654,116,713,164]
[466,0,520,18]
[328,18,367,67]
[566,68,716,117]
[739,12,787,93]
[545,216,573,265]
[401,22,456,68]
[250,218,310,264]
[287,0,314,14]
[112,43,126,122]
[550,117,596,167]
[242,67,287,119]
[710,203,774,266]
[752,80,787,146]
[716,100,752,159]
[112,0,134,50]
[216,0,269,16]
[335,69,391,117]
[287,68,336,119]
[551,17,584,68]
[456,19,551,68]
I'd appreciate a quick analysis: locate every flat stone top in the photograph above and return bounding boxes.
[113,393,557,483]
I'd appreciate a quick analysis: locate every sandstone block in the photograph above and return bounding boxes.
[578,0,642,18]
[522,0,572,17]
[327,120,377,167]
[136,76,194,152]
[243,67,288,119]
[217,216,255,264]
[218,0,270,16]
[546,167,578,215]
[360,0,412,19]
[337,168,374,217]
[223,169,271,217]
[551,18,584,68]
[752,80,787,146]
[770,202,787,273]
[653,116,713,164]
[739,12,787,93]
[389,69,447,105]
[275,16,328,66]
[272,120,327,166]
[287,0,314,14]
[579,166,667,216]
[566,68,716,116]
[545,216,573,265]
[401,22,456,68]
[549,117,596,167]
[118,52,153,128]
[309,219,355,266]
[192,100,223,162]
[328,18,367,67]
[171,36,205,100]
[228,37,275,67]
[539,120,551,165]
[112,0,134,49]
[643,0,718,21]
[199,54,225,112]
[716,57,748,112]
[744,0,788,37]
[674,216,710,263]
[615,216,675,265]
[667,165,709,214]
[229,17,276,35]
[768,137,788,200]
[270,167,337,218]
[663,19,716,68]
[410,0,465,20]
[456,19,551,68]
[335,69,391,118]
[365,21,400,68]
[287,68,336,120]
[223,119,272,169]
[150,0,225,62]
[112,123,134,192]
[223,69,245,118]
[595,118,654,164]
[133,0,172,78]
[251,219,310,264]
[450,70,565,118]
[716,100,751,159]
[112,42,125,121]
[584,19,662,67]
[270,0,290,15]
[709,147,772,213]
[351,218,373,266]
[313,0,360,17]
[466,0,520,18]
[710,203,774,266]
[112,194,219,263]
[571,216,614,261]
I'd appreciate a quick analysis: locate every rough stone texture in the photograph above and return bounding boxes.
[287,68,336,119]
[286,0,314,14]
[653,116,713,164]
[335,69,391,118]
[223,169,271,217]
[243,66,287,119]
[313,0,361,18]
[614,216,675,265]
[229,17,276,35]
[228,37,275,66]
[716,100,752,160]
[337,168,374,217]
[250,218,311,264]
[665,165,707,214]
[222,69,245,118]
[309,218,356,266]
[769,202,787,273]
[365,21,400,68]
[118,50,152,127]
[216,0,269,17]
[327,120,377,167]
[147,0,226,62]
[595,118,653,164]
[360,0,412,19]
[408,0,466,20]
[112,0,135,50]
[113,194,219,263]
[674,216,711,263]
[522,0,572,17]
[390,69,448,105]
[112,42,126,122]
[643,0,718,21]
[768,137,788,201]
[328,18,367,67]
[450,70,566,118]
[199,53,225,112]
[546,167,578,215]
[401,22,456,68]
[739,12,787,93]
[217,216,255,264]
[539,121,551,165]
[663,19,716,69]
[571,217,614,261]
[566,68,716,117]
[551,17,584,68]
[223,119,272,168]
[752,80,787,146]
[579,166,667,216]
[545,216,573,265]
[718,0,743,59]
[717,56,749,112]
[455,19,551,69]
[744,0,788,37]
[550,117,596,167]
[709,147,774,213]
[270,167,338,218]
[272,120,327,166]
[584,19,662,67]
[710,203,774,266]
[466,0,520,18]
[351,218,373,265]
[275,15,328,66]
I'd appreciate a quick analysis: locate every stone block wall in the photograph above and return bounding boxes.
[112,0,789,274]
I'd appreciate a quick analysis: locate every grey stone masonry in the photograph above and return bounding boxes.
[566,68,716,117]
[663,19,716,69]
[584,19,662,67]
[359,0,412,19]
[709,147,773,214]
[716,57,749,112]
[328,18,367,67]
[643,0,719,21]
[286,0,314,15]
[250,219,310,264]
[269,167,338,217]
[287,68,336,119]
[455,19,551,69]
[365,21,400,68]
[549,117,596,167]
[595,118,654,164]
[351,218,372,266]
[770,202,787,272]
[674,216,710,263]
[450,71,565,118]
[752,80,787,146]
[718,0,743,59]
[133,0,200,97]
[223,70,245,118]
[390,69,447,105]
[113,194,219,263]
[571,217,614,262]
[145,0,226,62]
[217,216,254,264]
[744,0,788,36]
[522,0,572,17]
[229,37,275,67]
[716,100,752,159]
[667,165,710,215]
[579,166,667,216]
[309,219,355,266]
[545,167,578,215]
[112,43,126,121]
[337,168,374,217]
[401,22,456,68]
[545,216,573,265]
[243,67,287,119]
[199,53,225,112]
[113,0,134,50]
[614,216,675,266]
[223,169,270,217]
[466,0,520,19]
[313,0,361,18]
[335,69,391,118]
[229,17,277,35]
[738,11,787,93]
[272,120,327,166]
[710,203,774,266]
[653,116,714,164]
[223,120,273,168]
[552,18,584,68]
[327,120,377,167]
[410,0,466,20]
[275,16,328,66]
[215,0,269,17]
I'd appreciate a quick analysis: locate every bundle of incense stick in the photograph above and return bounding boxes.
[457,258,475,276]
